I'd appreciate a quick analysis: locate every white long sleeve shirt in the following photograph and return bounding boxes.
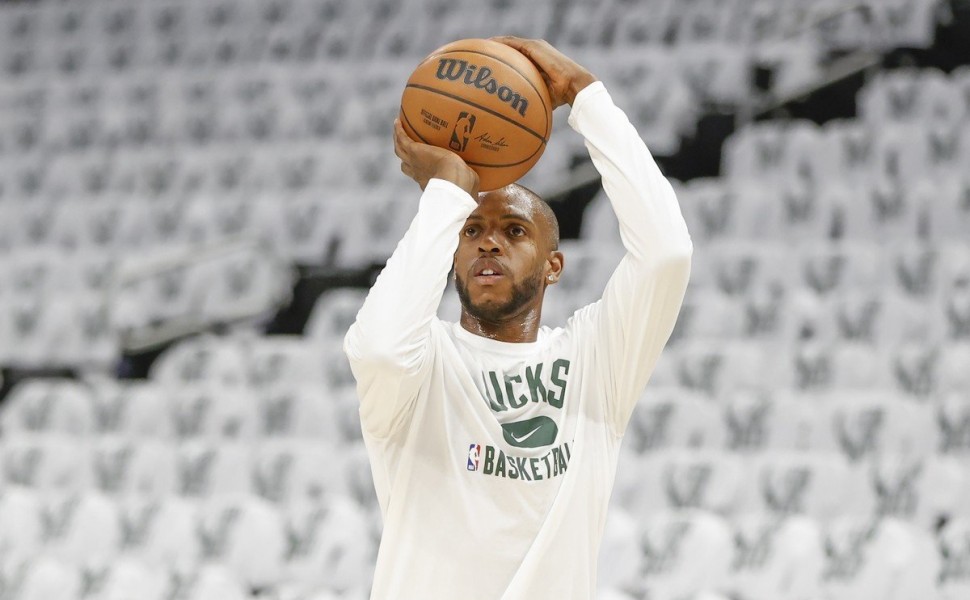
[344,81,692,600]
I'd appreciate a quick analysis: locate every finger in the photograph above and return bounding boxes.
[394,119,414,155]
[490,35,530,52]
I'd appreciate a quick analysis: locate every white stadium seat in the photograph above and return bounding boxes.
[195,492,286,590]
[0,434,89,492]
[117,494,201,570]
[40,490,121,565]
[724,514,825,600]
[252,439,343,503]
[282,495,375,593]
[737,451,852,520]
[633,510,733,600]
[0,486,45,561]
[0,379,94,436]
[634,450,745,515]
[818,517,940,600]
[938,516,970,600]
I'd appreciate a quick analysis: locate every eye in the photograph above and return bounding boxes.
[508,225,526,237]
[463,226,478,237]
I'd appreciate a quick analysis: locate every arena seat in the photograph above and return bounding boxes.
[817,516,940,600]
[149,335,251,389]
[116,493,200,568]
[0,434,89,492]
[634,450,745,515]
[627,387,726,454]
[632,509,733,600]
[176,440,253,497]
[88,558,171,600]
[304,288,367,343]
[0,379,94,436]
[0,554,83,600]
[41,490,121,565]
[827,390,938,461]
[252,440,342,503]
[87,436,178,497]
[723,513,825,600]
[281,494,375,594]
[737,451,852,520]
[0,485,45,561]
[195,492,286,590]
[168,384,260,441]
[857,454,966,530]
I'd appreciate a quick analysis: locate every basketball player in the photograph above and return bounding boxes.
[344,37,692,599]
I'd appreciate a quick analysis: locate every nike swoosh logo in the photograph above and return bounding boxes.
[510,426,543,444]
[502,416,558,448]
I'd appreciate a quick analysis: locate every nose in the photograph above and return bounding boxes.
[478,228,501,255]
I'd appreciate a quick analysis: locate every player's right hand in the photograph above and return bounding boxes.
[394,118,480,196]
[490,37,598,109]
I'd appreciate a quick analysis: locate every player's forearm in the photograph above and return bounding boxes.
[345,179,476,371]
[568,82,693,266]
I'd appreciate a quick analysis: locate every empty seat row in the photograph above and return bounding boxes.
[0,486,375,597]
[0,187,415,269]
[600,509,964,600]
[0,375,355,440]
[723,118,970,188]
[628,386,970,458]
[0,435,373,508]
[670,287,970,345]
[859,66,970,125]
[651,340,970,397]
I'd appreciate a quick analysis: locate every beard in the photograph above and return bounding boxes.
[455,268,544,323]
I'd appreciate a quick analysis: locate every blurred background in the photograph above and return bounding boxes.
[0,0,969,598]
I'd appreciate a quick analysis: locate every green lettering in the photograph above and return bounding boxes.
[495,450,506,477]
[515,457,531,481]
[488,372,507,412]
[549,359,570,408]
[507,457,518,480]
[506,374,527,409]
[551,448,562,476]
[542,454,552,478]
[530,458,543,480]
[526,364,547,404]
[483,445,495,475]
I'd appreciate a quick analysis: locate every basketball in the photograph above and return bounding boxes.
[399,38,553,191]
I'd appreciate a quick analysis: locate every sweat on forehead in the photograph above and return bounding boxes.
[477,184,560,250]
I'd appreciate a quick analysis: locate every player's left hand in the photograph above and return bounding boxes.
[393,118,480,196]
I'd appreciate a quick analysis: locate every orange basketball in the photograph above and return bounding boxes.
[400,38,553,191]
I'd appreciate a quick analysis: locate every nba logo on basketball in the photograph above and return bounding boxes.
[467,444,481,471]
[450,112,476,152]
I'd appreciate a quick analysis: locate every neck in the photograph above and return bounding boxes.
[459,303,543,343]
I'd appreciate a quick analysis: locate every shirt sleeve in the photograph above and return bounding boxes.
[343,178,477,439]
[568,81,693,435]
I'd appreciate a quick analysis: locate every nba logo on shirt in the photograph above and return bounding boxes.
[467,444,481,471]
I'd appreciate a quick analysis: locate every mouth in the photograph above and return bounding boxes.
[472,259,505,285]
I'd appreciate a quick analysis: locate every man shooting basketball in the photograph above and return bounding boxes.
[344,37,692,599]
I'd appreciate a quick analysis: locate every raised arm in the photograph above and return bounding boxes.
[496,37,693,434]
[343,121,479,439]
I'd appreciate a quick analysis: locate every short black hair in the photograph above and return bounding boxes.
[483,183,560,250]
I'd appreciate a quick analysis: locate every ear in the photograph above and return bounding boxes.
[544,250,564,285]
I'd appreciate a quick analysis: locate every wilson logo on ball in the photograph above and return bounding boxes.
[435,59,530,117]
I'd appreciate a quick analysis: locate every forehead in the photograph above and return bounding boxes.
[469,188,538,222]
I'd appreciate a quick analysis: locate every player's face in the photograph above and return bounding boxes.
[454,188,555,323]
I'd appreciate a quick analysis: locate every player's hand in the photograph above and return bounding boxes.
[394,118,479,196]
[490,36,598,109]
